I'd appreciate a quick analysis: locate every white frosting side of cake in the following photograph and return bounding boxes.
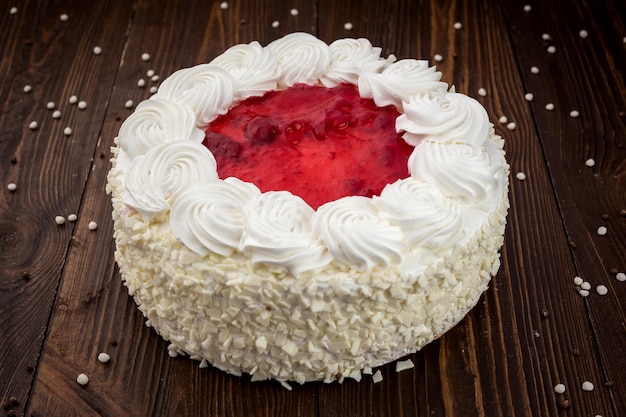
[106,32,510,384]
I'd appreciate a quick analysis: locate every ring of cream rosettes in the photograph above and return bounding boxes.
[116,32,504,275]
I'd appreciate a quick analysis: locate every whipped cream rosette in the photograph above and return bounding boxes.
[107,32,509,385]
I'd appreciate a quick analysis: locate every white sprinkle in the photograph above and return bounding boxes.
[585,158,595,167]
[69,95,78,104]
[7,183,17,191]
[146,69,155,77]
[137,78,146,87]
[68,214,78,222]
[290,8,299,16]
[149,86,158,94]
[88,221,98,231]
[516,172,527,181]
[271,20,280,28]
[141,52,150,62]
[76,373,89,385]
[579,29,588,39]
[55,216,66,225]
[579,289,590,297]
[29,121,38,130]
[569,110,580,118]
[596,285,608,296]
[507,122,516,130]
[547,45,556,54]
[499,116,508,123]
[10,6,18,15]
[362,367,373,375]
[64,127,72,136]
[151,74,159,82]
[220,1,228,9]
[530,66,540,74]
[125,100,134,108]
[545,103,555,111]
[596,226,607,236]
[616,272,626,282]
[344,22,353,31]
[78,101,87,110]
[93,46,102,55]
[523,4,532,12]
[542,33,551,41]
[582,381,594,391]
[478,88,487,97]
[454,22,462,30]
[395,359,415,372]
[574,276,584,286]
[525,93,534,101]
[434,54,443,62]
[60,13,68,22]
[46,101,55,110]
[554,383,566,394]
[23,85,32,93]
[52,110,61,119]
[98,352,111,363]
[581,281,591,290]
[372,370,383,383]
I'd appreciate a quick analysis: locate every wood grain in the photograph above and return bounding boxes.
[0,0,624,416]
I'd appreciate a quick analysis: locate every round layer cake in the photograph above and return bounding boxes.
[107,32,509,385]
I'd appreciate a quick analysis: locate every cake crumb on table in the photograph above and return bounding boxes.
[372,370,383,383]
[395,359,414,372]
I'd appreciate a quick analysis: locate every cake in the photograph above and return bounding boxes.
[106,32,509,385]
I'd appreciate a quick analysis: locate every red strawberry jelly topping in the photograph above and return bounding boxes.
[203,83,414,209]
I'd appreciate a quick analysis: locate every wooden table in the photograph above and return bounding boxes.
[1,0,624,416]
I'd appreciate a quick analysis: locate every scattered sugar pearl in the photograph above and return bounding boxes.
[547,45,556,54]
[574,276,584,286]
[141,52,150,62]
[554,383,566,394]
[46,101,55,110]
[530,66,540,74]
[525,93,534,101]
[55,216,66,225]
[29,121,38,130]
[596,285,608,296]
[137,78,146,87]
[542,33,551,41]
[23,85,32,93]
[585,158,595,167]
[579,29,588,39]
[76,373,89,385]
[52,110,61,119]
[60,13,68,21]
[582,381,594,391]
[125,100,134,108]
[434,54,443,62]
[478,88,487,97]
[615,272,625,282]
[78,101,87,110]
[63,127,72,136]
[98,352,111,363]
[507,122,516,130]
[545,103,555,111]
[151,74,159,82]
[498,116,508,124]
[69,95,78,104]
[149,86,158,94]
[523,4,532,12]
[220,1,228,9]
[271,20,280,28]
[7,183,17,191]
[68,214,77,222]
[93,46,102,55]
[146,69,155,77]
[290,8,299,16]
[579,289,590,297]
[10,6,18,15]
[596,226,607,236]
[569,110,580,118]
[454,22,462,30]
[581,281,591,290]
[88,221,98,231]
[344,22,353,30]
[516,172,527,181]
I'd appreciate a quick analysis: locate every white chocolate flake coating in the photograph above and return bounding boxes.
[107,33,510,385]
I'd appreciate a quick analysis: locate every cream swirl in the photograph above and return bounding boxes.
[267,32,331,88]
[358,59,448,109]
[319,38,383,87]
[118,99,205,159]
[124,141,218,217]
[240,191,332,275]
[396,91,489,147]
[409,141,499,204]
[170,178,260,257]
[374,178,465,251]
[210,41,280,100]
[312,196,407,270]
[154,64,234,128]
